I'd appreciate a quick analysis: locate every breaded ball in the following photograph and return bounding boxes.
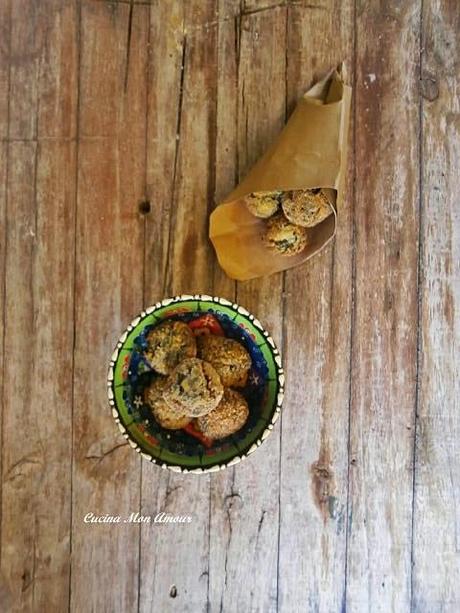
[244,191,281,218]
[163,358,224,418]
[281,188,333,228]
[144,320,196,375]
[197,334,251,388]
[262,213,308,256]
[195,388,249,439]
[144,377,191,430]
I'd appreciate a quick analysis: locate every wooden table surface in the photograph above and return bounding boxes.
[1,1,459,612]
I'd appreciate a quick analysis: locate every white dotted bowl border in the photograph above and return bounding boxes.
[107,294,285,474]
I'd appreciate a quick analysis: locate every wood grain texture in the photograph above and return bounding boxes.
[162,0,219,296]
[2,141,38,613]
[212,0,238,300]
[71,2,147,611]
[209,7,286,612]
[278,2,354,611]
[347,1,421,611]
[0,0,11,139]
[8,0,40,139]
[1,0,460,611]
[412,1,460,611]
[0,142,5,545]
[1,140,76,612]
[36,0,78,138]
[0,142,9,608]
[0,1,77,610]
[0,6,9,605]
[140,3,217,612]
[32,141,76,610]
[143,0,184,298]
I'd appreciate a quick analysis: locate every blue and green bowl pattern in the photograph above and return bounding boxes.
[107,295,284,473]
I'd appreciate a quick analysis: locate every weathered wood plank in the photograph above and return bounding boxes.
[2,142,37,613]
[139,2,218,612]
[212,0,239,299]
[143,0,184,297]
[346,2,421,610]
[0,142,7,605]
[278,2,354,611]
[8,0,40,139]
[0,0,11,139]
[1,0,78,140]
[208,7,286,613]
[1,140,76,612]
[162,0,219,295]
[2,0,460,610]
[1,1,78,609]
[31,141,76,610]
[412,2,460,611]
[71,2,147,611]
[2,0,78,141]
[139,3,189,611]
[36,0,78,138]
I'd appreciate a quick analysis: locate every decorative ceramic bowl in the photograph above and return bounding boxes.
[107,295,284,473]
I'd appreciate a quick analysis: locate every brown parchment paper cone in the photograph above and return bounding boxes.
[209,67,352,281]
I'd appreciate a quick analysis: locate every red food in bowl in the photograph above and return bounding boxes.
[188,314,224,337]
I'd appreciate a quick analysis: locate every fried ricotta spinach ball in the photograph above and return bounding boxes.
[144,320,196,375]
[262,213,308,256]
[195,388,249,439]
[163,358,224,418]
[144,377,191,430]
[244,191,281,218]
[197,334,251,388]
[281,188,333,228]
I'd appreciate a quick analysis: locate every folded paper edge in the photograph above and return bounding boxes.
[209,63,352,281]
[210,202,338,281]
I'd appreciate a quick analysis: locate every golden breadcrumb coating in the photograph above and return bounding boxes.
[145,320,196,375]
[196,388,249,439]
[144,377,191,429]
[163,358,224,418]
[281,189,333,228]
[262,213,308,256]
[244,191,281,218]
[197,334,251,388]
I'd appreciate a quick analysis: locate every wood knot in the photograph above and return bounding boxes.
[311,461,336,521]
[420,72,439,101]
[311,463,332,501]
[384,287,394,312]
[169,585,177,598]
[138,200,151,215]
[21,569,33,592]
[312,463,332,482]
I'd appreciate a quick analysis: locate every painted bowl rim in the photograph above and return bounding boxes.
[107,294,284,474]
